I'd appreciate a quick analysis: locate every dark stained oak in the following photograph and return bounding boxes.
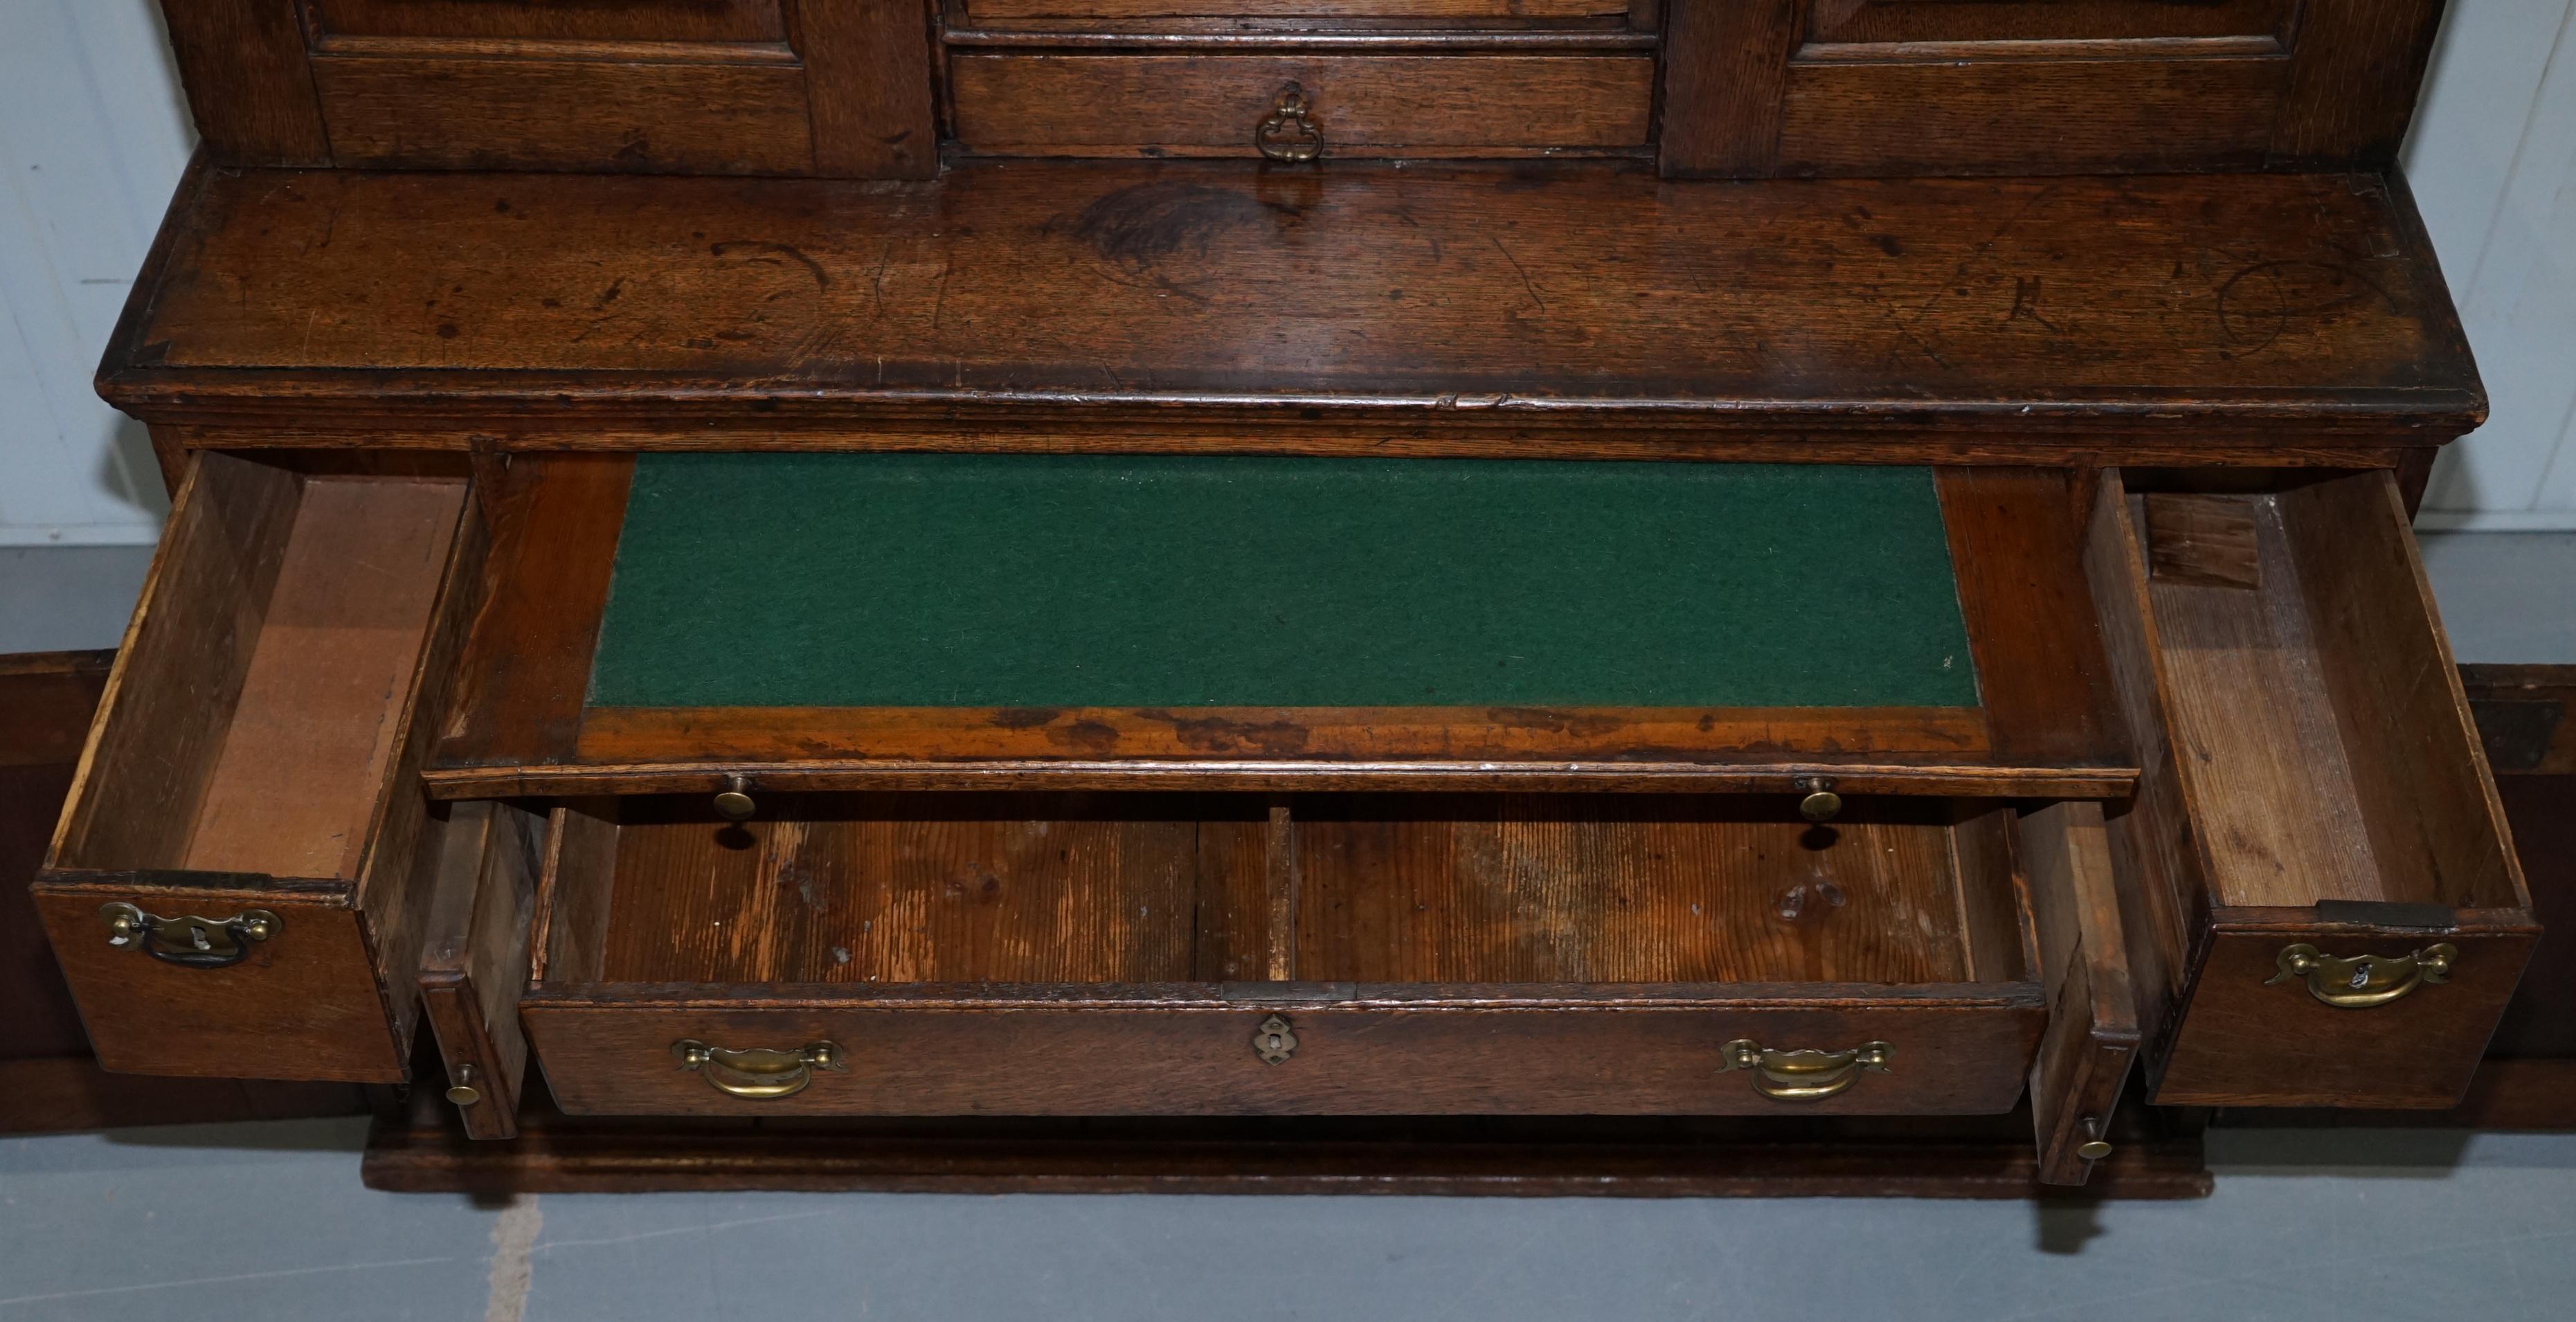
[100,163,2480,450]
[360,1080,2217,1197]
[950,53,1655,155]
[2088,470,2539,1109]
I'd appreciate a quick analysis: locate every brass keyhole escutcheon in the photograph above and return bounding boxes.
[1252,1015,1299,1065]
[1256,83,1324,163]
[1796,776,1843,823]
[713,774,757,822]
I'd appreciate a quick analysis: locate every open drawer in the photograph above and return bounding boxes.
[2087,470,2537,1107]
[430,453,2132,804]
[420,790,2138,1182]
[33,453,484,1081]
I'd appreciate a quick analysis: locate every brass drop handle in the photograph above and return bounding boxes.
[1719,1038,1892,1102]
[99,902,278,969]
[2267,942,2457,1008]
[673,1039,842,1100]
[1256,82,1324,163]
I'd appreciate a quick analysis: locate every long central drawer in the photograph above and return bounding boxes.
[514,793,2051,1118]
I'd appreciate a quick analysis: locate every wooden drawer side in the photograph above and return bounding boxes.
[2089,469,2537,1107]
[37,453,482,1083]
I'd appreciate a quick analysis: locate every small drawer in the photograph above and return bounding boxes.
[514,793,2056,1121]
[948,53,1654,156]
[34,453,483,1083]
[2087,470,2539,1108]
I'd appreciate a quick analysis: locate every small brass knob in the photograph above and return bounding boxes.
[446,1064,480,1107]
[1796,776,1842,823]
[713,774,756,822]
[2076,1116,2112,1162]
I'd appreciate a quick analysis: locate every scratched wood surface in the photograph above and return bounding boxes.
[102,163,2478,439]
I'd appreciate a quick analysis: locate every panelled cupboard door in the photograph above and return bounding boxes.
[1660,0,2451,176]
[159,0,939,177]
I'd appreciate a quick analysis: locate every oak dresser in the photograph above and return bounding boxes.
[30,0,2534,1194]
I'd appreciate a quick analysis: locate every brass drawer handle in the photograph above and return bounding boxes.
[672,1039,842,1100]
[98,902,278,970]
[2268,942,2457,1008]
[1720,1038,1892,1102]
[1256,82,1323,163]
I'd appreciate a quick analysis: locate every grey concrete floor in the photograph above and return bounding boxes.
[3,533,2573,1321]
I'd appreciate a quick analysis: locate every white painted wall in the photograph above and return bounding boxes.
[2409,0,2576,530]
[0,1,2569,543]
[0,0,192,546]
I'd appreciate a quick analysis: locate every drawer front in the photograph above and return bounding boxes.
[2152,923,2537,1108]
[525,995,2044,1117]
[949,54,1655,155]
[31,884,404,1080]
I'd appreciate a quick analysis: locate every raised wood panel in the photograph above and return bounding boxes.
[950,54,1654,154]
[312,55,818,173]
[1803,0,2293,45]
[308,0,793,43]
[1775,56,2285,175]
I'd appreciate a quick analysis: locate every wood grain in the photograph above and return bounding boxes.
[438,455,633,772]
[2143,492,2260,588]
[420,802,545,1141]
[360,1087,2216,1197]
[2154,911,2537,1108]
[1774,55,2284,175]
[2269,0,2449,165]
[183,479,461,879]
[1657,0,1805,175]
[523,991,2044,1116]
[593,795,1205,984]
[29,877,406,1080]
[100,165,2483,442]
[309,0,792,42]
[1936,467,2125,772]
[802,0,942,178]
[1802,0,2291,44]
[157,0,332,166]
[312,55,818,173]
[950,54,1654,154]
[1292,795,1990,983]
[2275,473,2525,912]
[2020,800,2137,1186]
[49,456,299,871]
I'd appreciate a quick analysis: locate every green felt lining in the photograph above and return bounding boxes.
[588,454,1979,711]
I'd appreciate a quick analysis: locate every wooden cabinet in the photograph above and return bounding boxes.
[28,0,2534,1197]
[154,2,2447,176]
